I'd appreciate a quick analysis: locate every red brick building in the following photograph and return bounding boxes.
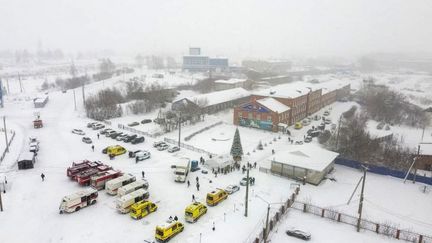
[233,97,291,132]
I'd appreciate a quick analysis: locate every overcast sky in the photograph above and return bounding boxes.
[1,0,431,59]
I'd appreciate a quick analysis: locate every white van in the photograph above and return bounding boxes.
[117,179,149,197]
[106,174,136,195]
[116,188,149,213]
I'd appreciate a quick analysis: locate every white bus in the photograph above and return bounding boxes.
[117,179,148,197]
[105,173,136,195]
[172,158,190,183]
[116,188,149,213]
[59,188,98,214]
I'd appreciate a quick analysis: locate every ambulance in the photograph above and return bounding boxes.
[130,200,157,219]
[185,202,207,223]
[155,220,184,242]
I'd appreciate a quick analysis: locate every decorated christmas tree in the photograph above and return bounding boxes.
[230,128,244,161]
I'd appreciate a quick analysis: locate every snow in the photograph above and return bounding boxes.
[174,87,250,107]
[266,144,339,171]
[256,97,291,113]
[419,143,432,155]
[214,78,246,84]
[0,66,432,243]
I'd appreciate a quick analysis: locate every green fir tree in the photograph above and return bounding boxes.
[230,128,244,161]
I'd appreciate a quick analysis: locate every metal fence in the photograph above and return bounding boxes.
[117,124,162,138]
[0,130,16,163]
[184,121,223,141]
[246,187,300,243]
[335,158,432,186]
[290,201,432,243]
[163,137,217,157]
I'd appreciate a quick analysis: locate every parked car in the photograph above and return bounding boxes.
[314,115,321,121]
[105,130,117,137]
[302,119,310,126]
[377,122,385,130]
[110,132,123,139]
[128,122,139,127]
[240,177,254,186]
[304,136,312,143]
[131,136,145,144]
[123,134,138,143]
[286,228,311,240]
[72,129,85,135]
[91,123,104,130]
[295,141,303,145]
[100,128,112,135]
[87,122,97,128]
[323,111,330,116]
[157,143,169,151]
[225,185,240,194]
[116,134,128,141]
[82,137,92,144]
[294,122,303,130]
[135,151,151,162]
[153,141,165,147]
[168,146,180,153]
[324,119,331,125]
[141,119,152,124]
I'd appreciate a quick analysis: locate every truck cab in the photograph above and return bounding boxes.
[206,189,228,206]
[185,202,207,223]
[155,220,184,242]
[130,200,157,219]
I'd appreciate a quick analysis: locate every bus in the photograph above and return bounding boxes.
[106,174,136,195]
[117,179,149,197]
[116,189,149,213]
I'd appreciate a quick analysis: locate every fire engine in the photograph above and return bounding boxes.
[76,165,112,186]
[59,188,98,214]
[90,170,123,190]
[66,160,101,179]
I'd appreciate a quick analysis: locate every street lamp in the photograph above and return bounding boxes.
[255,195,286,243]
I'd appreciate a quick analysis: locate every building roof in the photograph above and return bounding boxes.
[268,144,339,171]
[253,81,316,99]
[256,97,290,113]
[214,78,246,84]
[419,143,432,156]
[179,88,250,107]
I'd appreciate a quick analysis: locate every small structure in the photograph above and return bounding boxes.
[266,144,339,185]
[33,119,43,128]
[416,143,432,172]
[18,151,36,169]
[214,78,247,91]
[34,95,49,108]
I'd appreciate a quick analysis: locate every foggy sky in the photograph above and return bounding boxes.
[1,0,432,59]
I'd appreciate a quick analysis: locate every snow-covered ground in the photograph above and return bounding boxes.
[0,68,431,243]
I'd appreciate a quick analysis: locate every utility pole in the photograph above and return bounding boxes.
[178,112,181,148]
[357,166,367,232]
[335,115,342,150]
[3,116,9,152]
[264,204,270,243]
[0,189,3,212]
[244,168,249,217]
[73,89,77,111]
[81,82,85,105]
[6,78,10,94]
[18,73,23,93]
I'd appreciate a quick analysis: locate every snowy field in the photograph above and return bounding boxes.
[0,69,431,243]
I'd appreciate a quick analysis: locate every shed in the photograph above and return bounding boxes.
[18,152,36,170]
[267,144,339,185]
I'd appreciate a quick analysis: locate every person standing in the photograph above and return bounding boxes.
[97,133,100,139]
[196,183,200,191]
[187,180,190,187]
[91,145,95,152]
[212,222,215,231]
[141,171,145,178]
[41,173,45,182]
[192,194,195,202]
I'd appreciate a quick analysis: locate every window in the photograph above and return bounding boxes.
[238,112,242,118]
[248,113,253,119]
[256,114,261,120]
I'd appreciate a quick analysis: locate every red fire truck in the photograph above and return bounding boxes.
[67,160,103,180]
[76,165,112,186]
[90,170,123,190]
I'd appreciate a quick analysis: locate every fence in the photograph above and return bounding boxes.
[117,124,162,138]
[335,158,432,186]
[0,130,16,163]
[163,137,217,157]
[184,121,223,141]
[246,187,300,243]
[291,201,432,243]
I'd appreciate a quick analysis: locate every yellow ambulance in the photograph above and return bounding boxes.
[206,189,228,206]
[130,200,157,219]
[185,202,207,223]
[155,220,184,242]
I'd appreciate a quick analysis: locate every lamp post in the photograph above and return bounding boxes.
[255,195,285,243]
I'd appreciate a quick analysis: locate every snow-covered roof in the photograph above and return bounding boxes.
[18,151,35,161]
[214,78,246,84]
[268,144,339,171]
[256,97,290,113]
[180,88,250,107]
[419,143,432,156]
[253,81,316,99]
